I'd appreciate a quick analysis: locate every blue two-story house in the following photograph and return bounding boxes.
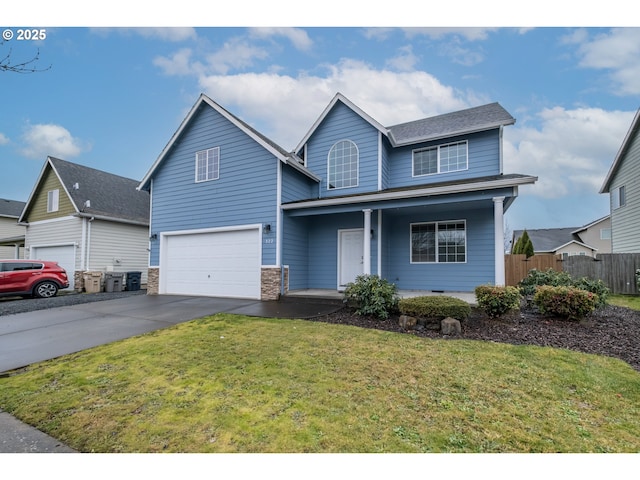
[138,93,536,300]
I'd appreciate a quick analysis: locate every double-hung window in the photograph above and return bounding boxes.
[47,189,59,213]
[328,140,358,189]
[612,185,626,210]
[195,147,220,183]
[413,141,468,176]
[411,221,466,263]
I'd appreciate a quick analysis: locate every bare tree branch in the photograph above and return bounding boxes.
[1,41,51,73]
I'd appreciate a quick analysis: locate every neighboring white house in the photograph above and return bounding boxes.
[19,157,150,291]
[0,198,26,259]
[600,107,640,253]
[511,216,611,257]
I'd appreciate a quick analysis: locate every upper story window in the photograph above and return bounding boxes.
[612,185,626,210]
[47,189,59,213]
[195,147,220,183]
[413,141,468,177]
[328,140,358,189]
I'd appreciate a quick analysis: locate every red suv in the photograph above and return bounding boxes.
[0,260,70,298]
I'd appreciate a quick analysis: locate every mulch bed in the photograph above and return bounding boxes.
[309,303,640,372]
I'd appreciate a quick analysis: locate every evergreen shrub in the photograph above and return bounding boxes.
[398,295,471,320]
[343,274,399,320]
[474,284,521,318]
[533,285,599,320]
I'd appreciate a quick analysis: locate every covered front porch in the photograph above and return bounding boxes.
[281,179,521,294]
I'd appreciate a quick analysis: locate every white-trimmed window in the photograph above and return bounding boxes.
[413,141,468,176]
[328,140,358,189]
[612,185,626,210]
[47,189,59,213]
[195,147,220,183]
[411,221,466,263]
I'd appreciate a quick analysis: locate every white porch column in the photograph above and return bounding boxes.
[363,209,372,275]
[493,197,505,286]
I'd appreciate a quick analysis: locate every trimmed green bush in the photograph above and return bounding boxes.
[517,268,573,296]
[533,285,599,321]
[571,277,609,308]
[518,268,610,308]
[474,284,521,318]
[343,274,399,319]
[398,295,471,320]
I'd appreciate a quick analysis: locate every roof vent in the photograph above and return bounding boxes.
[83,200,91,209]
[73,182,79,190]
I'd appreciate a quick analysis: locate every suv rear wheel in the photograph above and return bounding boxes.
[33,281,59,298]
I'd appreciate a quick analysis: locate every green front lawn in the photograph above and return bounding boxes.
[1,313,639,453]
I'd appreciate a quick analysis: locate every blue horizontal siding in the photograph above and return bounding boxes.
[149,105,278,265]
[388,129,502,188]
[305,102,379,197]
[383,207,495,291]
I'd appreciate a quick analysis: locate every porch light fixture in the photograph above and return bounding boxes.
[150,233,158,241]
[263,224,271,234]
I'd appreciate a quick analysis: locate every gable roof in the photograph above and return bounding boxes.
[388,102,516,146]
[295,93,388,153]
[0,198,26,219]
[139,93,319,191]
[20,157,149,225]
[295,94,516,154]
[600,107,640,193]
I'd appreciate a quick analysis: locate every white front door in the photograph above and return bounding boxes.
[338,229,364,289]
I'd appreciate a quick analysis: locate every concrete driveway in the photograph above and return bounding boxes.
[0,294,261,374]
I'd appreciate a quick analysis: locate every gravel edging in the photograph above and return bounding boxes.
[0,290,147,317]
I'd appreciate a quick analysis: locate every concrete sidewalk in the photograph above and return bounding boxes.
[0,409,77,453]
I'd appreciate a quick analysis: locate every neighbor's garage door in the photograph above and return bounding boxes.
[162,228,261,299]
[30,244,76,290]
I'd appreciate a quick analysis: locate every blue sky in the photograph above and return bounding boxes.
[2,4,639,240]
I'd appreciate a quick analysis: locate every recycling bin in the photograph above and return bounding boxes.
[105,272,125,292]
[126,271,142,291]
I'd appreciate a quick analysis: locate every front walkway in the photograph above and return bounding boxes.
[285,289,477,305]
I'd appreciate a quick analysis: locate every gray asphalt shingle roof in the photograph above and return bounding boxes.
[512,227,582,253]
[388,102,516,146]
[0,198,26,218]
[48,157,149,224]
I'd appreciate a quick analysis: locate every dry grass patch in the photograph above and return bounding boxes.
[1,313,639,452]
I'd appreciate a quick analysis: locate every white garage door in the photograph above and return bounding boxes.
[31,245,76,290]
[162,228,261,299]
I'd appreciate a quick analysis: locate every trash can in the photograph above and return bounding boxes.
[83,271,103,293]
[126,271,142,291]
[105,272,125,293]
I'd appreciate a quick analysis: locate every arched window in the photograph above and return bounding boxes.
[327,140,358,189]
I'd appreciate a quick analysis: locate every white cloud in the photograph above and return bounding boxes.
[91,27,197,42]
[20,124,89,159]
[153,48,202,76]
[0,133,9,145]
[198,58,471,148]
[401,27,498,41]
[249,27,313,51]
[504,107,635,199]
[386,45,419,72]
[571,27,640,95]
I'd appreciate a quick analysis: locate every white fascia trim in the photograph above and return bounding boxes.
[276,160,282,267]
[160,224,263,238]
[24,215,78,226]
[73,213,149,227]
[281,176,538,211]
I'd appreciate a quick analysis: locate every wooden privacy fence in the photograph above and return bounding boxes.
[504,254,562,287]
[505,253,640,295]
